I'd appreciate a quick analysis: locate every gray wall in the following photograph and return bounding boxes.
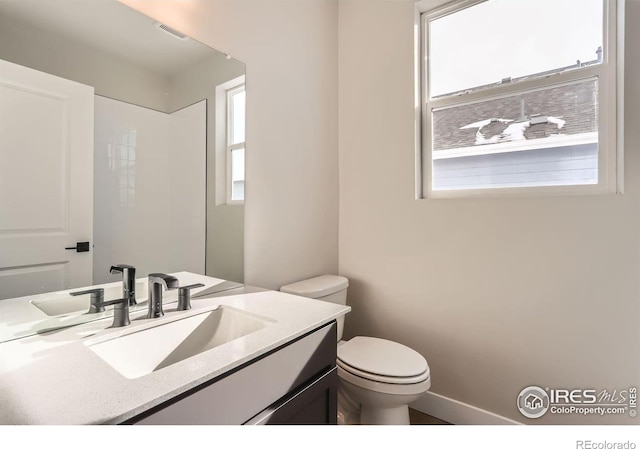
[338,0,638,424]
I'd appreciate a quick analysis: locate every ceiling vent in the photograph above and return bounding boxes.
[154,22,189,41]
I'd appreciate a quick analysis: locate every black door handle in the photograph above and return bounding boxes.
[65,241,90,252]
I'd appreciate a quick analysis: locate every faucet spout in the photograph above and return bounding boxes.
[110,264,137,306]
[148,273,179,290]
[147,273,179,319]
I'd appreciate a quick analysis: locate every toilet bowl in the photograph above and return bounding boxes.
[281,275,431,425]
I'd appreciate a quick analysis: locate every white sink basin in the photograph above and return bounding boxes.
[31,281,148,317]
[87,306,272,379]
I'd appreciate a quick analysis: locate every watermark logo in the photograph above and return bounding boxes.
[517,386,550,418]
[517,386,637,419]
[577,441,637,449]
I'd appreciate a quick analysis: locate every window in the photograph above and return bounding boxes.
[215,75,246,205]
[416,0,623,197]
[226,84,245,203]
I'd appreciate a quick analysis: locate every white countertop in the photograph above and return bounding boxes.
[0,274,350,424]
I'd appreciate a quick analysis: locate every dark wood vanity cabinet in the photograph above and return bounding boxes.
[130,321,337,425]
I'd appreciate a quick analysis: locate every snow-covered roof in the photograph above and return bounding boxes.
[433,79,597,152]
[461,116,566,146]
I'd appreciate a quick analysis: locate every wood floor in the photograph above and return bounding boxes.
[409,408,450,425]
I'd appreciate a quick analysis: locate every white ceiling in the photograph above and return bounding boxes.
[0,0,224,77]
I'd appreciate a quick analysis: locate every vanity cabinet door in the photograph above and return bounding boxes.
[243,368,338,425]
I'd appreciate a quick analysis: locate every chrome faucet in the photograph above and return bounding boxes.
[110,264,136,306]
[147,273,179,318]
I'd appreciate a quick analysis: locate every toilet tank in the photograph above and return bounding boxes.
[280,275,349,340]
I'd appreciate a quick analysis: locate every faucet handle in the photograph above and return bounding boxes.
[70,288,105,314]
[177,283,205,311]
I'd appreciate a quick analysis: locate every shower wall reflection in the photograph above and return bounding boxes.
[107,127,137,206]
[94,97,207,284]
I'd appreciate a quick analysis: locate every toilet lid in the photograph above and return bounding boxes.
[337,336,428,378]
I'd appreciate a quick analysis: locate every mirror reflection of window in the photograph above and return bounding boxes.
[227,84,246,203]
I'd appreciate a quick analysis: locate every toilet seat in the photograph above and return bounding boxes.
[337,365,431,396]
[337,336,430,385]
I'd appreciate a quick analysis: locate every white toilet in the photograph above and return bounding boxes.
[281,275,431,425]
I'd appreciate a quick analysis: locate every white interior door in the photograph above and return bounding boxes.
[0,59,94,300]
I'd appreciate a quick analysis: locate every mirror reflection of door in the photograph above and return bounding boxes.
[0,60,94,299]
[0,0,246,300]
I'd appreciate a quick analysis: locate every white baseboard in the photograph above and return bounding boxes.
[411,391,523,425]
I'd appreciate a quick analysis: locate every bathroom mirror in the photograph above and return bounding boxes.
[0,0,245,307]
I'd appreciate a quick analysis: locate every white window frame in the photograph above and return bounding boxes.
[226,84,245,204]
[414,0,625,199]
[215,75,245,205]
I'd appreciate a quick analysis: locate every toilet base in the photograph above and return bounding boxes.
[337,387,360,424]
[338,381,415,425]
[337,365,430,425]
[360,405,410,425]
